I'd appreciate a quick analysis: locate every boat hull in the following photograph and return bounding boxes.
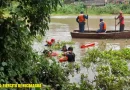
[71,30,130,39]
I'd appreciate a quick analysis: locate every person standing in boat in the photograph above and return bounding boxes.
[76,11,88,32]
[96,18,106,33]
[115,11,125,32]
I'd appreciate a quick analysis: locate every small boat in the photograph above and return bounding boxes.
[70,30,130,39]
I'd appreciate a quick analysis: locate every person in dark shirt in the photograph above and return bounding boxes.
[76,11,88,32]
[66,47,75,62]
[96,18,107,33]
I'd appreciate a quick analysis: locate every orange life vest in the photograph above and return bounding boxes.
[103,22,106,30]
[78,14,85,22]
[99,22,106,30]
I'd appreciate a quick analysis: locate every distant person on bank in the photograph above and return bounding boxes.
[96,18,106,33]
[115,11,125,32]
[76,11,88,32]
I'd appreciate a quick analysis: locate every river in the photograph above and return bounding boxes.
[33,15,130,83]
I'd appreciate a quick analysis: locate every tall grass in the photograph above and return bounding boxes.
[53,3,130,15]
[54,2,86,14]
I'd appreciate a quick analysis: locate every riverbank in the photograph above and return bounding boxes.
[53,3,130,15]
[51,15,130,19]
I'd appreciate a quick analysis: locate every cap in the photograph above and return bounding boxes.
[51,38,55,42]
[80,11,83,14]
[100,18,103,22]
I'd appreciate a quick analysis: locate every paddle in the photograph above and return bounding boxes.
[86,6,89,32]
[115,16,116,31]
[87,16,89,32]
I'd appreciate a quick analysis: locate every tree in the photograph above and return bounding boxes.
[0,0,67,89]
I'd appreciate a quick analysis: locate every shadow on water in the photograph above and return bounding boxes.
[33,16,130,83]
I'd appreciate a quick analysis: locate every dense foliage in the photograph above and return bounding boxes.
[82,48,130,90]
[53,2,130,15]
[0,0,68,90]
[1,0,130,90]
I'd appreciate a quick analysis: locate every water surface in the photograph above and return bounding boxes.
[34,15,130,83]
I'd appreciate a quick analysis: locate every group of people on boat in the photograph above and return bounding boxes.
[43,39,75,62]
[76,11,124,33]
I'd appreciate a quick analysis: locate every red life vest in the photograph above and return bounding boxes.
[119,15,124,25]
[46,41,52,46]
[78,14,85,22]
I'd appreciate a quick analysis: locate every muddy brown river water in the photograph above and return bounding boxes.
[47,15,130,49]
[33,15,130,83]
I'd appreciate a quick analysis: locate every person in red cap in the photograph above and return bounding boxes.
[45,38,55,46]
[115,11,125,32]
[46,41,52,46]
[51,38,55,43]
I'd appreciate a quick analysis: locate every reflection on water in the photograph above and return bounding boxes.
[45,23,71,42]
[106,43,120,50]
[51,15,130,31]
[125,45,130,48]
[32,16,130,83]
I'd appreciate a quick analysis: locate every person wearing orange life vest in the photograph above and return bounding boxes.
[96,18,106,33]
[115,11,125,32]
[76,11,88,32]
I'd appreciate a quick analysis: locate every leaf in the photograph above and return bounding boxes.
[2,62,7,66]
[35,88,41,90]
[0,67,4,71]
[0,79,5,83]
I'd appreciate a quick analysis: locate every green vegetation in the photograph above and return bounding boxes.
[53,2,86,15]
[0,0,68,90]
[51,41,75,50]
[82,48,130,89]
[1,0,130,90]
[53,2,130,15]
